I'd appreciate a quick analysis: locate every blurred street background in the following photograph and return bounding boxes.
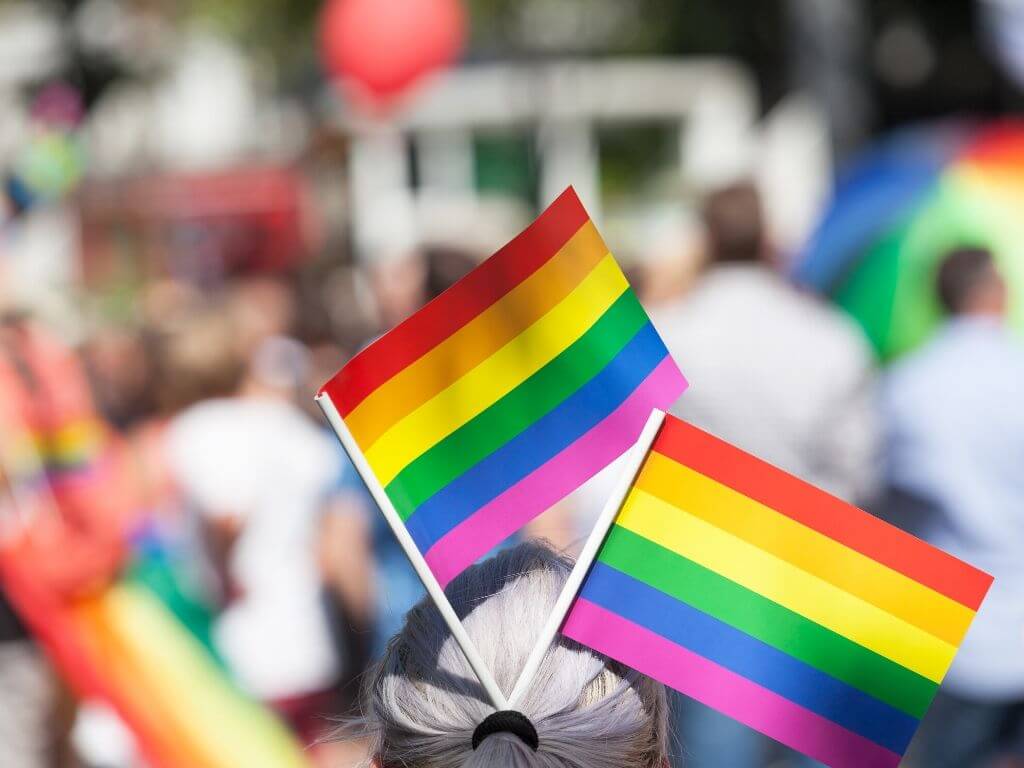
[3,1,1024,767]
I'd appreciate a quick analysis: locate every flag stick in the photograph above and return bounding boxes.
[508,408,665,707]
[316,393,510,711]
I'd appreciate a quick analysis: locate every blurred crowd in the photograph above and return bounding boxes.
[657,185,1024,768]
[2,0,1024,765]
[0,217,489,765]
[2,176,1023,768]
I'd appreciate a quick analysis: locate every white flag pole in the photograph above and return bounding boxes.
[316,393,510,711]
[508,408,665,708]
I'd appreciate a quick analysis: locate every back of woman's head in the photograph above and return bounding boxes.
[363,542,669,768]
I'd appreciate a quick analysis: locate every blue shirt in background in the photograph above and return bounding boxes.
[883,317,1024,700]
[335,458,424,657]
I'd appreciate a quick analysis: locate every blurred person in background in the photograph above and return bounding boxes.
[368,255,429,333]
[309,339,376,721]
[290,263,378,724]
[0,590,52,768]
[0,319,60,768]
[161,302,354,765]
[80,325,158,434]
[883,248,1024,768]
[0,314,133,768]
[228,274,300,360]
[366,243,488,332]
[122,278,210,516]
[652,181,879,768]
[338,244,482,657]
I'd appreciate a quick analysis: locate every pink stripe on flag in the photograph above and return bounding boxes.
[563,599,902,768]
[424,357,687,587]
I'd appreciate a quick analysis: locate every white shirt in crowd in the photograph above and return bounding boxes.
[167,396,341,701]
[651,264,879,502]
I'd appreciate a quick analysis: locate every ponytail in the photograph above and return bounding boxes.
[361,542,669,768]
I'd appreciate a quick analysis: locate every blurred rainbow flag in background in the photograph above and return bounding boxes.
[0,548,313,768]
[319,187,687,586]
[563,415,992,768]
[795,121,1024,359]
[0,322,312,768]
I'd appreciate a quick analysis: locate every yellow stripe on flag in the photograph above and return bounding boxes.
[103,586,310,768]
[636,451,976,646]
[347,220,607,448]
[616,489,958,682]
[51,419,105,457]
[70,599,187,765]
[365,253,629,485]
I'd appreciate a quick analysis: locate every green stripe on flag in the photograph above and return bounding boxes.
[386,290,651,520]
[599,525,938,718]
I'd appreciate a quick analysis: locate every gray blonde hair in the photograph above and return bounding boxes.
[363,541,669,768]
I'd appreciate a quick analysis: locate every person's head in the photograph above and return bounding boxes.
[935,247,1008,318]
[363,542,670,768]
[423,245,479,302]
[80,325,156,430]
[369,245,479,333]
[154,302,245,414]
[369,255,428,331]
[227,274,299,357]
[242,334,311,403]
[701,181,767,266]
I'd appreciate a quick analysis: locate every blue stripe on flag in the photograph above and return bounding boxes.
[581,561,919,754]
[405,322,667,553]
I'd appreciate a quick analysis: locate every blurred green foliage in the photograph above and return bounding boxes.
[177,0,784,86]
[183,0,323,81]
[598,122,678,203]
[473,130,538,203]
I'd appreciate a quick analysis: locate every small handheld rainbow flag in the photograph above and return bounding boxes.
[561,415,992,768]
[318,187,687,588]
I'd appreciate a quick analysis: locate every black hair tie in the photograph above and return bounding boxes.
[472,710,539,752]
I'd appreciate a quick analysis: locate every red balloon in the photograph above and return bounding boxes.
[320,0,465,109]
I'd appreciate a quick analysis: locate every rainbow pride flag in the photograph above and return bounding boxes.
[0,553,313,768]
[319,188,687,586]
[563,415,992,768]
[0,321,312,768]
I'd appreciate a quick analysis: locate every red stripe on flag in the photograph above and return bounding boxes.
[653,417,993,611]
[321,187,590,416]
[0,558,173,766]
